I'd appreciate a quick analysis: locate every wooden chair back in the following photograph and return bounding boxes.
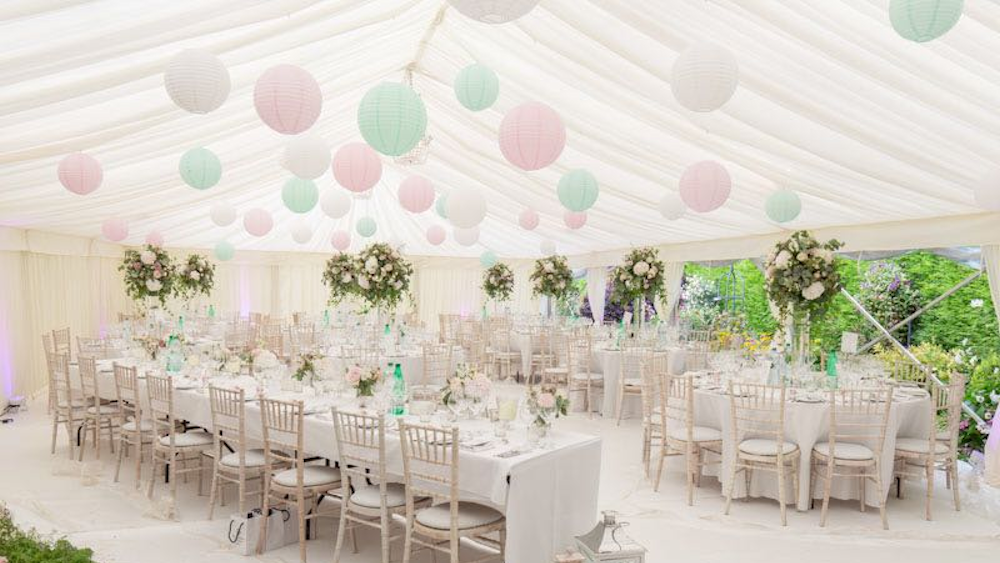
[399,421,459,511]
[826,387,894,456]
[113,364,142,423]
[422,343,452,385]
[332,409,386,495]
[146,373,177,445]
[259,398,306,474]
[729,382,788,447]
[209,386,248,459]
[52,327,71,354]
[891,359,931,389]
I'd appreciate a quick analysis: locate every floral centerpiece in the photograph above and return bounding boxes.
[292,353,319,383]
[440,364,493,406]
[530,255,573,300]
[119,245,176,308]
[136,335,166,360]
[356,243,414,312]
[611,247,665,304]
[321,253,359,305]
[175,254,215,301]
[345,364,380,398]
[526,385,569,438]
[482,263,515,302]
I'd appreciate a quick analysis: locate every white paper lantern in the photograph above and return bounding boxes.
[540,239,556,256]
[291,223,313,244]
[320,190,352,219]
[974,168,1000,211]
[454,226,480,246]
[210,201,237,227]
[164,49,230,114]
[283,134,330,180]
[671,43,739,112]
[658,193,686,220]
[446,187,487,228]
[448,0,540,23]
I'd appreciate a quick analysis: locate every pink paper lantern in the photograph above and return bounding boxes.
[564,210,587,229]
[679,160,731,213]
[518,208,540,231]
[145,231,164,247]
[331,229,351,251]
[253,64,322,135]
[426,225,446,246]
[58,153,103,195]
[398,175,435,213]
[101,218,128,242]
[243,208,273,237]
[499,102,566,171]
[333,142,382,193]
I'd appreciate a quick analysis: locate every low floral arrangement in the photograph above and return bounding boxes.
[345,364,380,397]
[526,385,569,427]
[441,364,493,405]
[763,230,843,324]
[175,254,215,301]
[119,245,176,308]
[611,247,665,303]
[356,243,414,312]
[482,263,515,302]
[292,353,319,383]
[136,335,166,360]
[530,255,573,299]
[321,253,359,305]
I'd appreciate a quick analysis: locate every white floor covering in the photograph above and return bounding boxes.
[2,398,998,563]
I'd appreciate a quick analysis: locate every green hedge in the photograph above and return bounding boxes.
[0,504,94,563]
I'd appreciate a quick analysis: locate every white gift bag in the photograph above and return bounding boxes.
[228,507,299,555]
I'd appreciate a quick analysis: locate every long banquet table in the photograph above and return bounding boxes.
[86,361,601,563]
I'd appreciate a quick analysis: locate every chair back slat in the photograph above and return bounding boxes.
[113,364,142,422]
[145,373,177,444]
[332,409,386,489]
[259,398,305,466]
[729,382,787,444]
[77,356,100,404]
[891,359,930,388]
[826,387,893,453]
[399,421,459,501]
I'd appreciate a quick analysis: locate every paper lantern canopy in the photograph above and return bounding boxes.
[210,201,237,227]
[282,178,319,213]
[679,161,731,213]
[448,0,540,23]
[518,208,539,231]
[540,239,556,256]
[658,192,686,220]
[244,208,273,237]
[454,64,499,111]
[765,189,802,223]
[164,49,230,114]
[214,241,235,261]
[179,147,222,190]
[671,43,739,112]
[563,210,587,229]
[357,216,377,238]
[446,187,487,228]
[290,223,313,244]
[58,152,102,195]
[254,64,322,135]
[331,230,351,251]
[398,175,435,213]
[454,226,479,246]
[435,193,450,219]
[357,82,427,156]
[283,134,330,180]
[145,231,164,247]
[102,218,128,242]
[333,143,382,193]
[426,225,446,246]
[480,250,498,268]
[499,102,566,171]
[320,189,352,219]
[974,168,1000,210]
[890,0,963,42]
[557,169,599,212]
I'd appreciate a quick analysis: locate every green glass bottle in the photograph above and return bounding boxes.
[390,363,406,416]
[208,304,216,319]
[826,350,839,389]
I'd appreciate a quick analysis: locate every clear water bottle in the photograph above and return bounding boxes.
[390,363,406,416]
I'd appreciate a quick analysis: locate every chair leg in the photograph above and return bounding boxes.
[207,465,220,520]
[874,464,888,530]
[925,460,933,521]
[401,515,413,563]
[51,416,59,454]
[297,495,307,563]
[379,507,391,563]
[951,460,961,511]
[114,437,125,483]
[147,453,158,499]
[133,436,142,490]
[654,447,666,493]
[777,458,788,527]
[332,503,348,563]
[615,385,625,426]
[820,462,833,527]
[859,472,866,512]
[257,484,270,555]
[724,463,739,515]
[78,419,88,462]
[685,443,694,506]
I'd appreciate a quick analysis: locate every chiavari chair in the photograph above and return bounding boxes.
[890,359,932,389]
[567,331,602,417]
[206,386,268,518]
[77,356,118,460]
[655,373,722,503]
[49,352,85,459]
[52,327,72,357]
[615,348,646,425]
[146,373,213,503]
[113,364,154,488]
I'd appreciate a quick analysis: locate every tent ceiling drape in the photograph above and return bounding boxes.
[2,0,1000,259]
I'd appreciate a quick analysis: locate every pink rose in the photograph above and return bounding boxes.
[345,365,362,385]
[537,392,556,409]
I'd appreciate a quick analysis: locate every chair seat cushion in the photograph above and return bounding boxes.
[738,438,797,457]
[415,502,504,530]
[121,419,153,432]
[813,441,874,461]
[543,367,568,374]
[571,372,603,381]
[220,448,267,468]
[895,437,949,455]
[668,425,722,443]
[622,378,642,387]
[350,483,407,508]
[273,466,341,488]
[159,430,213,448]
[87,404,118,415]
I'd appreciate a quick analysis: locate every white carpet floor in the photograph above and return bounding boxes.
[2,398,998,563]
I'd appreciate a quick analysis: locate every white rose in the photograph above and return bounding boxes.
[774,250,792,269]
[145,279,162,292]
[140,250,156,265]
[632,261,650,275]
[365,257,378,273]
[341,273,352,283]
[544,262,555,273]
[796,252,808,262]
[802,281,825,301]
[393,280,402,289]
[648,266,657,276]
[384,263,393,272]
[190,270,201,280]
[358,275,370,289]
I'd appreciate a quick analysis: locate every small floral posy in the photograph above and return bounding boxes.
[611,247,665,303]
[292,353,319,382]
[530,255,573,299]
[482,262,515,302]
[345,364,380,397]
[119,245,176,308]
[175,253,215,300]
[440,364,492,405]
[527,384,569,427]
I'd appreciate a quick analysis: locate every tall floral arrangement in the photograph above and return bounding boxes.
[356,243,413,312]
[611,247,665,303]
[119,245,175,307]
[321,253,359,305]
[175,254,215,300]
[482,263,515,302]
[763,230,843,324]
[530,255,573,299]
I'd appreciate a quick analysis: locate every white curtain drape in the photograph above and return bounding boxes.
[661,261,686,324]
[982,245,1000,332]
[586,267,607,324]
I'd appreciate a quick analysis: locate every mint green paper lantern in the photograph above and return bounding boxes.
[282,178,318,213]
[435,193,449,219]
[454,64,499,111]
[357,216,377,237]
[357,82,427,156]
[765,189,801,223]
[480,250,497,268]
[557,169,599,212]
[179,147,222,190]
[214,241,235,261]
[889,0,963,42]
